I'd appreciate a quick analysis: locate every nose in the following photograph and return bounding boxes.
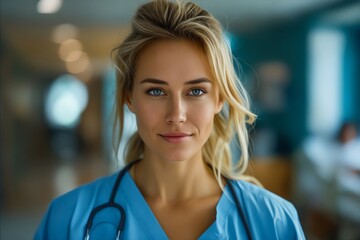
[165,95,186,125]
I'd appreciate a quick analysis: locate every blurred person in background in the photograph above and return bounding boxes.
[34,0,305,239]
[335,122,360,240]
[293,121,360,240]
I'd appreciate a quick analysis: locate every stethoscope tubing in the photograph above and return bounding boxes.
[84,162,133,240]
[84,160,253,240]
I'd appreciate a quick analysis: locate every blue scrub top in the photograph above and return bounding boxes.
[34,171,305,239]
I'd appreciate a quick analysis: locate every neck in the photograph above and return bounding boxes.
[132,153,220,204]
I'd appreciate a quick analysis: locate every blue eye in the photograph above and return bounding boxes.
[147,88,165,96]
[188,88,206,96]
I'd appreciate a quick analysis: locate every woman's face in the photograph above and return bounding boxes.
[127,39,223,162]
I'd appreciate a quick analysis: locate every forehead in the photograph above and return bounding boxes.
[134,39,212,82]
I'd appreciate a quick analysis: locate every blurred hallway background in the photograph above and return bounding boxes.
[1,0,359,239]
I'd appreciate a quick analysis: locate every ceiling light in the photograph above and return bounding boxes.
[64,50,83,62]
[58,39,82,61]
[52,24,79,43]
[37,0,62,14]
[65,53,90,74]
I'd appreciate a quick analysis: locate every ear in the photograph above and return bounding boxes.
[125,94,135,113]
[215,97,224,114]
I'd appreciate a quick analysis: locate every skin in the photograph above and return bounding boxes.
[127,39,224,239]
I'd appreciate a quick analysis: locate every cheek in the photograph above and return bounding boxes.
[133,102,162,132]
[189,104,216,131]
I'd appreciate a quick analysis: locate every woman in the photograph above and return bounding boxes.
[35,0,305,239]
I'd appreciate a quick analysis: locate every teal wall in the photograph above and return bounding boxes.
[343,29,360,124]
[233,20,309,154]
[232,19,359,155]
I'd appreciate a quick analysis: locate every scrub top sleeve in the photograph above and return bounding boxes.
[34,199,70,240]
[274,202,306,240]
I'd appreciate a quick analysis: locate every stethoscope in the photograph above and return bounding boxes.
[84,160,253,240]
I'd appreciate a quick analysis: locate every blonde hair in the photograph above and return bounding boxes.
[112,0,258,187]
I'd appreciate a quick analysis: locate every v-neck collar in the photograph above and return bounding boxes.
[119,171,232,239]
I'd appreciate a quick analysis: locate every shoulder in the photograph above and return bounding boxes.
[34,172,119,240]
[231,179,296,213]
[46,172,118,214]
[56,172,117,201]
[228,180,305,239]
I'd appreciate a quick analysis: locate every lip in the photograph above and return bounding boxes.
[159,132,192,143]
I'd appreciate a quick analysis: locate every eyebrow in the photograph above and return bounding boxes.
[140,78,212,85]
